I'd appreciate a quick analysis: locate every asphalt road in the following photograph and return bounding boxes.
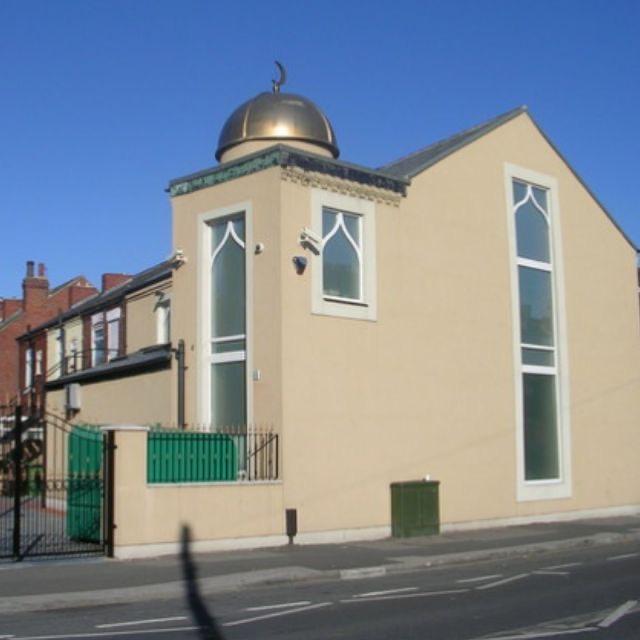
[0,540,638,639]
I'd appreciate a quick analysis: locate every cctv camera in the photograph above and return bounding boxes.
[299,227,322,246]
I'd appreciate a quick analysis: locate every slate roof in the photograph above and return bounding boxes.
[19,259,174,338]
[380,106,527,179]
[380,105,637,251]
[45,343,172,388]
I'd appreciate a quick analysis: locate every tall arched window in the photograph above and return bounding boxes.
[513,180,559,482]
[209,215,246,429]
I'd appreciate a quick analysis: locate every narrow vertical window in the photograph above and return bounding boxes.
[155,295,171,344]
[69,337,79,372]
[322,208,363,302]
[25,347,33,388]
[35,350,43,376]
[209,214,246,428]
[91,313,105,366]
[106,308,121,361]
[55,329,64,376]
[512,180,560,482]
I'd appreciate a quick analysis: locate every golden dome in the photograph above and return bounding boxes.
[216,67,339,161]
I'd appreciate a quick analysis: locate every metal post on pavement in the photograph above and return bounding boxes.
[13,405,23,560]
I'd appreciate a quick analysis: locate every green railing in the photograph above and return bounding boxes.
[147,430,238,483]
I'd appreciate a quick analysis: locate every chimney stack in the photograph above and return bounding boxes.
[22,259,49,311]
[101,273,132,292]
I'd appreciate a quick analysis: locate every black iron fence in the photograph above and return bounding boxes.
[0,408,109,561]
[148,425,279,484]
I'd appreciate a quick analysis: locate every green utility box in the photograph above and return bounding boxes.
[391,480,440,537]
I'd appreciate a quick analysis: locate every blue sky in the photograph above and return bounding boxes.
[1,0,638,297]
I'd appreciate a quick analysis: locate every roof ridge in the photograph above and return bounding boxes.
[48,275,92,297]
[380,106,527,177]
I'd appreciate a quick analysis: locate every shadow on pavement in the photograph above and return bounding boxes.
[181,524,226,640]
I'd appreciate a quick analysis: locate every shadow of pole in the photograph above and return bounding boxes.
[181,524,227,640]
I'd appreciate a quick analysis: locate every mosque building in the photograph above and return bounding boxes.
[22,64,640,556]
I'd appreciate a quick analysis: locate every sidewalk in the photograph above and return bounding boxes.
[1,515,639,613]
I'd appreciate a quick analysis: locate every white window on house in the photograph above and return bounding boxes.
[54,329,63,376]
[311,189,377,321]
[208,214,247,429]
[506,164,571,501]
[24,347,33,389]
[91,313,106,366]
[35,349,43,376]
[106,307,121,361]
[155,294,171,344]
[69,337,79,372]
[322,208,363,302]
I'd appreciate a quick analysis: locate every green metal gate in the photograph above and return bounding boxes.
[67,426,103,543]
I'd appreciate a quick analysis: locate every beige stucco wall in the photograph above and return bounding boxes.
[171,167,283,431]
[45,318,83,382]
[278,113,639,531]
[125,280,171,353]
[112,429,284,550]
[165,113,640,542]
[47,368,172,426]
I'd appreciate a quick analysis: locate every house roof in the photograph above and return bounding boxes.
[0,275,92,333]
[380,106,527,179]
[0,308,22,332]
[380,106,637,251]
[169,144,409,198]
[48,275,89,297]
[45,343,172,388]
[19,259,174,339]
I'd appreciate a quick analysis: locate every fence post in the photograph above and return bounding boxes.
[103,430,116,558]
[12,405,23,560]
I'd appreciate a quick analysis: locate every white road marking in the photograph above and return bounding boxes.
[95,617,187,629]
[354,587,417,598]
[475,573,530,590]
[8,627,200,639]
[245,601,311,611]
[473,627,597,639]
[341,588,468,603]
[223,602,332,627]
[598,599,638,628]
[533,570,570,576]
[541,562,582,570]
[607,553,639,561]
[456,574,503,584]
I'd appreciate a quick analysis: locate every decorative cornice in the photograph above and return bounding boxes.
[169,145,408,199]
[281,166,403,206]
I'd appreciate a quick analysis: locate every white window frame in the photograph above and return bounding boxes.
[91,313,105,366]
[35,349,43,376]
[106,307,121,361]
[155,293,171,345]
[311,188,377,321]
[24,347,33,389]
[505,163,572,502]
[54,329,63,377]
[69,337,79,372]
[197,201,253,428]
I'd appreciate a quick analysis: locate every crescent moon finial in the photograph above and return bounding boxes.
[272,61,286,94]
